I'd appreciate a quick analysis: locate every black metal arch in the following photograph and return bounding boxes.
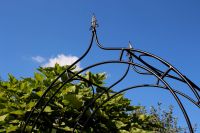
[22,16,200,133]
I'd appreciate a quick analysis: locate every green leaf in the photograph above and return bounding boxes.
[54,63,63,74]
[54,101,63,108]
[27,101,36,111]
[44,106,53,112]
[63,94,83,108]
[9,119,20,124]
[36,91,43,97]
[130,128,153,133]
[8,74,17,84]
[97,110,109,119]
[62,85,76,94]
[34,73,43,82]
[139,114,146,121]
[20,93,31,100]
[119,130,129,133]
[59,126,73,131]
[0,129,6,132]
[20,82,25,90]
[6,125,18,132]
[0,93,7,102]
[114,120,127,129]
[10,110,25,115]
[0,114,8,121]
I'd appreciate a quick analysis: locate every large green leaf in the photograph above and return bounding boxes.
[0,114,8,121]
[34,73,44,82]
[10,110,25,115]
[6,125,18,132]
[62,94,83,108]
[44,106,53,113]
[114,120,127,129]
[8,74,17,84]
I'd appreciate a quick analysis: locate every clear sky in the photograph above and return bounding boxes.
[0,0,200,131]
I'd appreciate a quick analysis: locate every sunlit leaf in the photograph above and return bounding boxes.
[44,106,53,113]
[10,110,25,115]
[6,125,18,132]
[114,120,127,129]
[34,73,43,82]
[0,114,8,121]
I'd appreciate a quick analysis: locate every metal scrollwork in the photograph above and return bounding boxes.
[22,16,200,133]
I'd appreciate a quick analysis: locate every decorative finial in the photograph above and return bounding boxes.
[91,14,98,29]
[126,41,133,59]
[128,41,133,49]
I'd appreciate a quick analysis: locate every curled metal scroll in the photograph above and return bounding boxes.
[22,16,200,133]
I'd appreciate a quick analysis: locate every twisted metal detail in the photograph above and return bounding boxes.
[22,16,200,133]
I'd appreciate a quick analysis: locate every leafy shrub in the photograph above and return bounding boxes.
[0,64,184,132]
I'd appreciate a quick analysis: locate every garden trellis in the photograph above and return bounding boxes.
[23,16,200,133]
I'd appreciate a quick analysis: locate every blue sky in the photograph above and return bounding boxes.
[0,0,200,131]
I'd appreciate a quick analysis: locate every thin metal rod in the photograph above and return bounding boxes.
[93,27,200,100]
[134,64,200,93]
[30,59,193,132]
[119,49,125,61]
[30,60,130,132]
[93,28,127,50]
[73,63,131,131]
[72,61,193,133]
[94,25,199,101]
[138,53,200,92]
[81,84,199,131]
[132,49,200,101]
[24,30,95,132]
[156,67,172,85]
[23,18,200,133]
[127,50,162,77]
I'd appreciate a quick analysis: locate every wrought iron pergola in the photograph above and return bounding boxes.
[22,16,200,133]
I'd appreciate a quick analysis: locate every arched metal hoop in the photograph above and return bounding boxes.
[22,16,200,133]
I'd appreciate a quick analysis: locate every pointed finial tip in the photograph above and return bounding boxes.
[128,41,133,49]
[92,14,96,21]
[91,14,98,29]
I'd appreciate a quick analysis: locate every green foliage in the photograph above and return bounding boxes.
[0,64,183,132]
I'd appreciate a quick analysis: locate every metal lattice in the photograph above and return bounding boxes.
[22,16,200,133]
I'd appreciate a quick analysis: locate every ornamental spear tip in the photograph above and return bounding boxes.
[91,14,98,29]
[128,41,133,49]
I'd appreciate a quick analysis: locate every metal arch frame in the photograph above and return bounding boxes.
[22,16,200,133]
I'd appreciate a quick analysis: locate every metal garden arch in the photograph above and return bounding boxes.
[22,16,200,133]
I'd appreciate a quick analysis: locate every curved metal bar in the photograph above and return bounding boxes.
[133,61,200,93]
[73,62,131,131]
[23,17,199,133]
[138,53,200,92]
[93,23,200,102]
[132,65,151,75]
[93,28,126,51]
[79,85,169,131]
[165,89,200,108]
[28,59,194,133]
[22,31,95,132]
[129,49,200,101]
[29,60,130,132]
[81,83,199,132]
[64,60,193,133]
[93,27,200,94]
[91,85,95,99]
[93,26,200,102]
